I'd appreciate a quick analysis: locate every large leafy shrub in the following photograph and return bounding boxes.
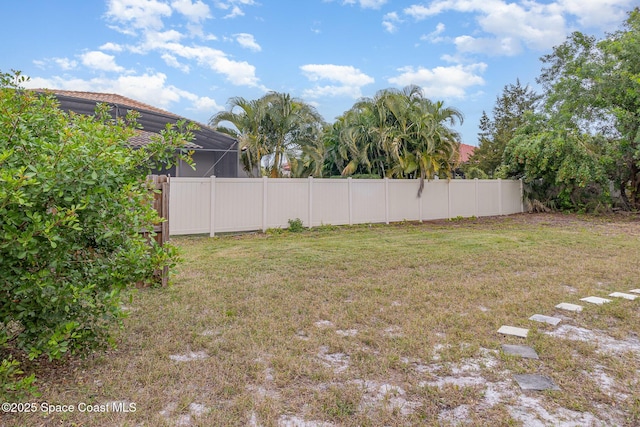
[0,71,194,398]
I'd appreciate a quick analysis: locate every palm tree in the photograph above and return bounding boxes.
[210,92,326,178]
[331,85,462,195]
[401,97,463,196]
[210,97,266,177]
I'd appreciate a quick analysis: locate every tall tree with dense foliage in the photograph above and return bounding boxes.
[500,112,608,210]
[210,92,326,177]
[468,80,540,177]
[0,71,193,398]
[523,8,640,209]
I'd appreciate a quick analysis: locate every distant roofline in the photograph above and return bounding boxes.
[33,89,181,119]
[31,89,238,151]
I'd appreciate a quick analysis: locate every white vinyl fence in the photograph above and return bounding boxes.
[169,177,524,236]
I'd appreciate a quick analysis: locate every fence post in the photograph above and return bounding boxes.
[520,178,524,213]
[209,175,216,237]
[308,176,313,229]
[348,177,353,226]
[475,178,479,218]
[498,178,503,216]
[419,181,423,223]
[447,179,452,219]
[384,178,389,224]
[262,176,268,232]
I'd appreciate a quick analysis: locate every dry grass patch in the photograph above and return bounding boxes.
[4,213,640,426]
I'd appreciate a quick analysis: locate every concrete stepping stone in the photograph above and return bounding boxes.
[580,296,612,305]
[169,351,209,362]
[513,374,560,391]
[555,302,583,312]
[498,325,529,338]
[529,314,562,326]
[502,344,539,359]
[609,292,638,301]
[630,289,640,294]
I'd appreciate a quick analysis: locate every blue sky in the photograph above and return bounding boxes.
[1,0,635,145]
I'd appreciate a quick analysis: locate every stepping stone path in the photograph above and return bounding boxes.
[502,344,539,360]
[580,296,611,305]
[529,314,562,326]
[555,302,582,312]
[609,292,638,300]
[513,374,560,391]
[498,286,638,394]
[498,325,529,338]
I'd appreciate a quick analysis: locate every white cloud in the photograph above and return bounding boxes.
[214,1,256,18]
[99,42,124,52]
[189,96,224,114]
[388,63,487,99]
[171,0,211,22]
[235,33,261,52]
[383,12,401,33]
[454,35,522,56]
[160,43,263,87]
[301,64,374,86]
[421,22,446,43]
[80,51,125,73]
[343,0,387,9]
[54,57,78,70]
[106,0,173,32]
[224,6,243,18]
[399,0,630,56]
[403,2,448,20]
[300,64,375,99]
[558,0,635,28]
[103,0,262,89]
[143,29,185,48]
[161,53,191,73]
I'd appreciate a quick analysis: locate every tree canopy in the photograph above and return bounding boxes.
[500,8,640,211]
[210,92,326,178]
[468,80,540,178]
[324,85,463,195]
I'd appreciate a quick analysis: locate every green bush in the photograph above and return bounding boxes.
[0,71,194,396]
[0,356,38,401]
[287,218,304,232]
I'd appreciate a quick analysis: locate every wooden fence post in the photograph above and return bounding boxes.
[148,174,170,286]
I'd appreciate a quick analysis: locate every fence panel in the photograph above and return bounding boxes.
[312,179,350,226]
[502,180,523,214]
[420,180,449,220]
[351,179,387,224]
[266,179,310,229]
[477,180,501,217]
[450,180,477,218]
[213,178,263,233]
[169,178,210,235]
[388,180,421,222]
[168,177,524,236]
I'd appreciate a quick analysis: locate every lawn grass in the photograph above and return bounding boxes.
[4,213,640,426]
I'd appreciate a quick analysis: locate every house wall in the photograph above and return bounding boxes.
[168,177,524,236]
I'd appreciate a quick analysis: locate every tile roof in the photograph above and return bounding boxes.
[32,89,237,151]
[36,89,180,118]
[458,143,476,163]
